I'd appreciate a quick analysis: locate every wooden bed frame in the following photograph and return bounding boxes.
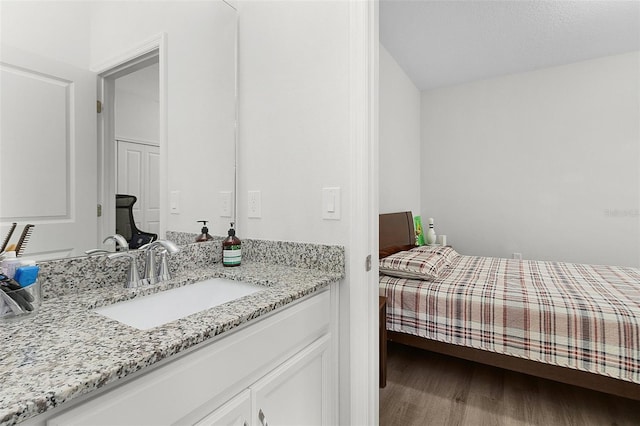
[379,211,640,401]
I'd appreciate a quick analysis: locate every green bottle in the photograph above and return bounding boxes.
[222,223,241,267]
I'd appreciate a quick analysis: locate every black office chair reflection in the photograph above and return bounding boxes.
[115,194,158,249]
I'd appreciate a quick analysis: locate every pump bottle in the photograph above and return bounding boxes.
[195,221,213,242]
[222,223,241,267]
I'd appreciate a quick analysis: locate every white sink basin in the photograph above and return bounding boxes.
[94,278,263,330]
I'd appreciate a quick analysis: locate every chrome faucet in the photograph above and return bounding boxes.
[141,240,180,285]
[103,234,129,251]
[107,252,143,288]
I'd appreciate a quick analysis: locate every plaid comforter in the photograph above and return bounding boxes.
[379,255,640,384]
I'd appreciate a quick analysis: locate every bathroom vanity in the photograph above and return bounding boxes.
[45,289,333,426]
[0,240,343,426]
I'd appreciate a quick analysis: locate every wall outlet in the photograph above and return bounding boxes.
[248,190,261,218]
[512,252,522,260]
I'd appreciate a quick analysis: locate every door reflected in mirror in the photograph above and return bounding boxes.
[115,62,161,245]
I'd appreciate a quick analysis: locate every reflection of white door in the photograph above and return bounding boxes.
[0,45,97,259]
[116,140,160,235]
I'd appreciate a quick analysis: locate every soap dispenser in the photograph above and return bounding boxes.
[222,222,241,267]
[195,220,213,242]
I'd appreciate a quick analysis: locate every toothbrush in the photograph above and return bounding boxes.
[15,224,34,257]
[0,223,17,252]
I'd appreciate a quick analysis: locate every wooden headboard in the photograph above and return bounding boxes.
[379,211,416,258]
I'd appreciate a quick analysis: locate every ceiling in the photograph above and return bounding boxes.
[380,0,640,91]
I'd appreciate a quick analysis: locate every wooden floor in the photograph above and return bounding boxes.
[379,342,640,426]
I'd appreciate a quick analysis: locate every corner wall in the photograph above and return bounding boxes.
[421,52,640,266]
[379,45,421,217]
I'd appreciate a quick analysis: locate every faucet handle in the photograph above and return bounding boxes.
[157,250,172,282]
[141,240,180,254]
[103,234,129,251]
[107,252,143,288]
[85,249,111,256]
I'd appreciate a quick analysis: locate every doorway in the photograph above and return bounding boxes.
[114,63,160,236]
[95,35,167,245]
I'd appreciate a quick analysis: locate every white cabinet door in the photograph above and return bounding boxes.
[195,389,251,426]
[251,335,331,426]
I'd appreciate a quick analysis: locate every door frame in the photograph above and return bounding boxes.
[93,33,168,244]
[346,1,379,425]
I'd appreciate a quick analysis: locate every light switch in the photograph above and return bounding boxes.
[322,187,340,220]
[170,190,180,214]
[327,196,335,212]
[219,191,232,217]
[248,190,261,218]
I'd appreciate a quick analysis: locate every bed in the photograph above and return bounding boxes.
[379,211,640,400]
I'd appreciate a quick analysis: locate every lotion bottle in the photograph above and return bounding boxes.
[195,220,213,242]
[425,217,437,245]
[222,222,241,267]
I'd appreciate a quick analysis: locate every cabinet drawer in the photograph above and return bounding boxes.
[47,290,330,426]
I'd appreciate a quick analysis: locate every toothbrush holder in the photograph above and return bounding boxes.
[0,280,41,321]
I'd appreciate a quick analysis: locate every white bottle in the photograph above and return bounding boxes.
[425,217,437,245]
[0,252,35,278]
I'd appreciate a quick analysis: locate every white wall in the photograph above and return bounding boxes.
[236,1,358,423]
[421,52,640,267]
[90,1,237,237]
[0,1,92,69]
[115,65,160,144]
[236,0,350,244]
[114,89,159,143]
[379,45,421,216]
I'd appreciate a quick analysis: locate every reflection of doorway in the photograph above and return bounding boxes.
[114,63,160,236]
[96,36,166,244]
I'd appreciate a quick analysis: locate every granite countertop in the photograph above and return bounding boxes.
[0,261,343,425]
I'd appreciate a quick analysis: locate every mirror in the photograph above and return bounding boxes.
[0,1,237,260]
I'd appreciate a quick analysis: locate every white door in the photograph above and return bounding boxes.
[251,335,331,426]
[116,140,160,235]
[0,45,97,259]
